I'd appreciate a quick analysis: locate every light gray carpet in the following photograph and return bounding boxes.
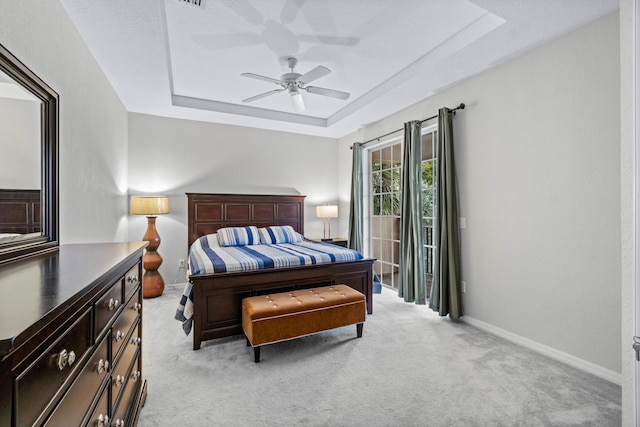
[137,285,621,426]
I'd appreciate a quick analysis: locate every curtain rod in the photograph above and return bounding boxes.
[351,103,465,149]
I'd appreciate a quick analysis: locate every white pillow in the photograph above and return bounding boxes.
[259,225,304,244]
[206,233,220,248]
[217,226,261,246]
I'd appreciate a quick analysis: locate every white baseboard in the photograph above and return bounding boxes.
[460,316,622,386]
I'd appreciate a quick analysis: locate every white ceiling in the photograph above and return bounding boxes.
[59,0,618,139]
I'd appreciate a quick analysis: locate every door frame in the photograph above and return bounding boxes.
[634,0,640,423]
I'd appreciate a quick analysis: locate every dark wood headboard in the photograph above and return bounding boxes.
[0,189,40,234]
[186,193,306,248]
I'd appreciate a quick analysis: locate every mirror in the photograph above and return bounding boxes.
[0,43,58,263]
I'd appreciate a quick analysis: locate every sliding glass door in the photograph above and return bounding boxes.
[370,143,402,289]
[369,125,437,295]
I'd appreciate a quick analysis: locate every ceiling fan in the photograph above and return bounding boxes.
[241,57,350,112]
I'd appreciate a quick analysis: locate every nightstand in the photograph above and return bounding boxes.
[312,238,348,248]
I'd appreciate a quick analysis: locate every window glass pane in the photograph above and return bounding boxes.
[373,239,381,260]
[392,194,400,216]
[392,241,400,265]
[381,146,392,168]
[374,260,382,278]
[382,239,391,265]
[422,132,434,161]
[371,150,381,171]
[422,161,434,188]
[423,225,433,246]
[392,217,401,240]
[425,250,433,275]
[372,171,381,194]
[380,218,392,240]
[373,195,381,216]
[382,194,392,216]
[392,143,402,166]
[423,189,434,218]
[392,167,401,192]
[371,216,381,237]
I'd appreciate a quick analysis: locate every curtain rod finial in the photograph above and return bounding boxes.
[458,103,465,110]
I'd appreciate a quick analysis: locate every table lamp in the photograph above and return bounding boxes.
[316,205,338,241]
[130,195,170,298]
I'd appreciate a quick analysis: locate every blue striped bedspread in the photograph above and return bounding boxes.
[189,236,363,275]
[175,237,363,335]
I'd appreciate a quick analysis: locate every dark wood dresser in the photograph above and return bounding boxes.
[0,242,148,427]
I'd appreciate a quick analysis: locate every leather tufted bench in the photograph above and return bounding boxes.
[241,284,366,362]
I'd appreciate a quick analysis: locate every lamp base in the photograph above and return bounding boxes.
[141,216,165,298]
[143,270,165,298]
[142,248,164,298]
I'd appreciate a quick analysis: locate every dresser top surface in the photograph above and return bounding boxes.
[0,242,147,356]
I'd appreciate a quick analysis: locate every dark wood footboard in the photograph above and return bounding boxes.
[189,259,374,350]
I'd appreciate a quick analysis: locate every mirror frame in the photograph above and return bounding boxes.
[0,43,58,264]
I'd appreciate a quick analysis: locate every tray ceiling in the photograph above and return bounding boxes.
[59,0,618,138]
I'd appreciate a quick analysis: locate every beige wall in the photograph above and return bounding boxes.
[127,113,339,282]
[0,0,130,243]
[339,13,622,382]
[619,0,635,424]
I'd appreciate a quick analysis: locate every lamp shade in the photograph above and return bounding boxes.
[130,196,170,215]
[316,205,338,218]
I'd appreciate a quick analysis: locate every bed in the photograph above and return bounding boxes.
[179,193,374,350]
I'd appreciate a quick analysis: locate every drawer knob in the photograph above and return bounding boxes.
[132,302,142,312]
[114,330,125,342]
[97,413,109,426]
[56,349,75,370]
[108,298,120,311]
[129,336,141,346]
[132,370,141,381]
[97,358,110,374]
[114,374,124,387]
[127,275,138,283]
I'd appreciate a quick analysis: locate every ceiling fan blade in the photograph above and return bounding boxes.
[242,88,286,103]
[305,86,350,100]
[298,66,331,85]
[298,34,360,46]
[241,73,283,85]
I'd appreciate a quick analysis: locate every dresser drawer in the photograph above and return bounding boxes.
[112,290,141,360]
[44,333,110,426]
[123,262,141,299]
[95,279,124,338]
[112,354,141,427]
[112,323,140,408]
[85,380,110,427]
[14,309,92,427]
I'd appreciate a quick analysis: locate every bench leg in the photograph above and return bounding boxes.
[253,346,261,363]
[246,336,250,347]
[356,323,363,338]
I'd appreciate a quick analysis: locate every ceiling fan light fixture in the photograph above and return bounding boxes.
[290,88,305,112]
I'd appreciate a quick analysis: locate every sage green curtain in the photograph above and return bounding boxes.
[348,142,363,252]
[398,121,426,304]
[429,108,463,319]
